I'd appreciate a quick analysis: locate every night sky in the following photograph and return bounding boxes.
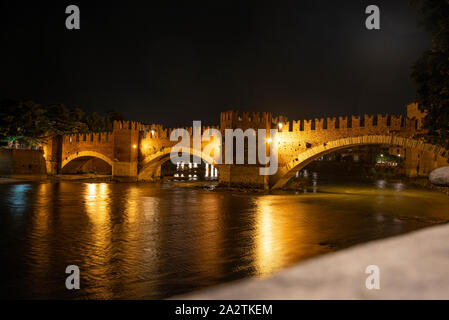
[1,0,430,127]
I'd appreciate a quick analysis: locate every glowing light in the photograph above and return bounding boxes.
[84,183,111,237]
[88,183,97,198]
[380,154,384,157]
[266,138,272,143]
[133,144,137,149]
[278,123,283,129]
[254,198,281,275]
[151,130,155,135]
[141,141,150,152]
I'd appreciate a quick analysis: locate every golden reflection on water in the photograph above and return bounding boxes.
[29,183,52,281]
[85,183,110,225]
[123,186,157,296]
[191,193,222,280]
[83,183,112,297]
[254,197,294,277]
[141,194,160,260]
[124,185,140,224]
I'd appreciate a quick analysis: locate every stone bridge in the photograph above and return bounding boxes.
[43,103,449,188]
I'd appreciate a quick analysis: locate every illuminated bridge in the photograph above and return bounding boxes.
[43,103,449,189]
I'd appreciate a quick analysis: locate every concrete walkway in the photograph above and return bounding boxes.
[177,223,449,299]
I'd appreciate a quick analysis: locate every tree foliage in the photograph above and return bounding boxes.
[411,0,449,149]
[0,99,126,147]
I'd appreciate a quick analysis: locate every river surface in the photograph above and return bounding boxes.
[1,177,449,299]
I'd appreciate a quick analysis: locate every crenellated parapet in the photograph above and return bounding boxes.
[113,120,141,131]
[327,117,336,130]
[220,110,272,130]
[283,113,419,133]
[352,115,361,128]
[141,124,167,139]
[339,116,348,129]
[63,132,112,144]
[202,125,220,133]
[315,118,325,130]
[141,124,221,140]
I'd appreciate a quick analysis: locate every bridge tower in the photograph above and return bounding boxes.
[404,103,428,177]
[43,135,62,175]
[112,121,140,181]
[218,111,274,189]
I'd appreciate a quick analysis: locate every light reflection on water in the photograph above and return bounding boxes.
[0,178,449,299]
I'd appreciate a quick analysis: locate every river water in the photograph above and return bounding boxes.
[1,177,449,299]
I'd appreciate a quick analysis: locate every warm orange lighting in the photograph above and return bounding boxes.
[151,130,155,135]
[278,123,283,129]
[266,138,272,143]
[84,182,111,287]
[133,144,137,149]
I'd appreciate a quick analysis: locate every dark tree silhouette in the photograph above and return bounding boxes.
[0,99,127,147]
[411,0,449,149]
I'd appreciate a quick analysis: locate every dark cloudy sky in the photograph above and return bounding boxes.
[0,0,430,127]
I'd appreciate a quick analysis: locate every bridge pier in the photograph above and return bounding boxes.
[112,161,138,182]
[218,164,269,190]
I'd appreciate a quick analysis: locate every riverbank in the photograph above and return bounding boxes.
[408,177,449,196]
[48,174,113,182]
[2,173,449,196]
[0,177,32,184]
[0,174,47,183]
[176,222,449,299]
[282,164,449,196]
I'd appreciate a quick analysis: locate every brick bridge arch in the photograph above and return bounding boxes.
[138,146,217,181]
[61,151,114,172]
[271,135,448,189]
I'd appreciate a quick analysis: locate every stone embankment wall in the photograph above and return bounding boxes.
[0,148,46,179]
